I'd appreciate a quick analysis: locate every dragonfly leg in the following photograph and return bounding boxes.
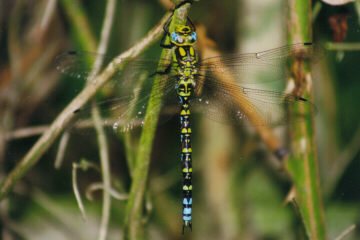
[163,12,173,35]
[186,17,196,31]
[160,33,173,49]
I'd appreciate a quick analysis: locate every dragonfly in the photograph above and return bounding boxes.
[55,17,316,233]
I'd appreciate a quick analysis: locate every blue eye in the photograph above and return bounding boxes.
[191,32,197,41]
[171,32,178,42]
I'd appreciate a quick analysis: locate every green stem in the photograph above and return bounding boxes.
[326,42,360,51]
[123,1,192,239]
[286,1,327,239]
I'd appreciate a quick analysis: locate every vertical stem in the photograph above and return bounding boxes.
[62,1,116,240]
[123,2,191,239]
[286,1,327,239]
[89,1,116,240]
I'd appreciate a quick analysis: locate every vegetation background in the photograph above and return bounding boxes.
[0,0,360,239]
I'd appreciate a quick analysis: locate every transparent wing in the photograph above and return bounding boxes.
[190,73,316,126]
[198,43,318,84]
[54,50,173,85]
[55,51,177,133]
[73,77,179,133]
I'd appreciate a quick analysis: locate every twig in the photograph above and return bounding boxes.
[72,162,87,221]
[159,0,175,10]
[91,104,112,240]
[0,12,172,201]
[334,224,356,240]
[71,160,102,222]
[4,119,143,140]
[85,182,128,201]
[54,130,70,169]
[41,0,57,30]
[326,42,360,51]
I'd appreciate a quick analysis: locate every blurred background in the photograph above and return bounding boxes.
[0,0,360,239]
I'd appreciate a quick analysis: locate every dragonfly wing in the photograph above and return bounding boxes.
[55,50,177,133]
[54,50,173,86]
[109,75,179,132]
[73,74,178,133]
[191,74,315,126]
[198,43,317,85]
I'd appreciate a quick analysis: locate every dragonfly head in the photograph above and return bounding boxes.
[170,25,197,46]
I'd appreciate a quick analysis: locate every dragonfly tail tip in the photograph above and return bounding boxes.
[274,146,289,160]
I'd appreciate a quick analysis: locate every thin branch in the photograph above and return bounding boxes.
[54,130,70,169]
[92,103,111,240]
[334,224,356,240]
[85,182,128,201]
[71,160,103,222]
[41,0,57,30]
[0,12,172,201]
[4,119,143,140]
[326,42,360,51]
[72,162,87,221]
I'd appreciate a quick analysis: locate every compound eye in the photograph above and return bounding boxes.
[191,32,197,42]
[171,32,178,42]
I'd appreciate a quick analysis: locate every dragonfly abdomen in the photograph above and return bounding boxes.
[175,45,197,232]
[179,94,193,232]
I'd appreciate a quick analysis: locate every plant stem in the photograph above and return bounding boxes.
[286,1,327,239]
[123,1,192,239]
[90,1,117,239]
